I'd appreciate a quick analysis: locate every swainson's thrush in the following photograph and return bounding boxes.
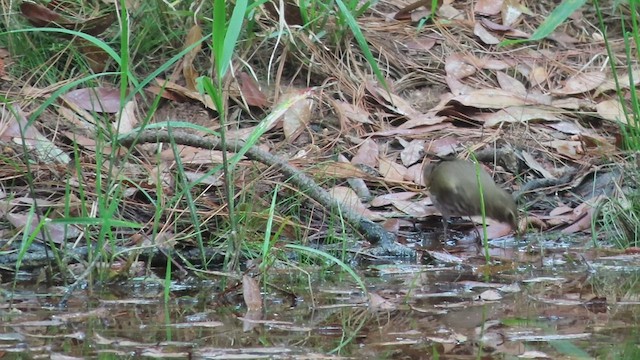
[423,160,517,235]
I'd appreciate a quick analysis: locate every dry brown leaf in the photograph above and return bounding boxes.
[451,89,532,109]
[391,200,430,217]
[475,0,503,15]
[351,139,379,168]
[366,81,420,117]
[400,139,425,166]
[63,87,121,113]
[445,54,476,80]
[282,93,313,140]
[242,275,263,311]
[155,78,217,111]
[6,213,81,244]
[502,0,532,26]
[115,99,137,134]
[474,22,500,44]
[529,66,549,87]
[370,192,418,207]
[551,97,596,110]
[496,72,527,96]
[596,99,627,123]
[546,121,583,135]
[547,140,583,159]
[552,71,607,95]
[329,186,381,220]
[522,152,556,179]
[379,157,407,182]
[404,38,437,51]
[595,68,640,95]
[479,106,560,127]
[160,146,226,164]
[333,100,373,124]
[316,162,369,178]
[382,218,401,233]
[183,24,202,91]
[369,292,396,311]
[238,72,267,108]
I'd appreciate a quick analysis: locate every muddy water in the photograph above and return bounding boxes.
[1,241,639,359]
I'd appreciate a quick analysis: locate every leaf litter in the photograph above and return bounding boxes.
[0,0,639,358]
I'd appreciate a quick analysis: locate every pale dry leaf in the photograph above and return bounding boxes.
[496,71,527,96]
[114,98,137,134]
[400,139,425,166]
[317,162,369,178]
[427,250,465,264]
[404,38,437,51]
[546,121,583,135]
[548,140,583,158]
[183,24,202,91]
[552,71,607,95]
[552,97,597,110]
[369,292,396,311]
[238,72,267,108]
[522,152,556,179]
[437,4,463,19]
[351,138,379,168]
[6,213,81,244]
[366,81,420,117]
[160,146,226,164]
[398,113,448,128]
[370,191,417,207]
[502,0,532,26]
[282,92,313,140]
[595,67,640,95]
[155,78,217,111]
[463,54,511,70]
[0,104,70,164]
[63,87,121,113]
[479,106,560,127]
[445,54,476,80]
[446,75,475,95]
[479,290,502,301]
[474,22,500,45]
[334,100,373,124]
[382,218,401,233]
[329,186,381,220]
[529,66,549,87]
[596,99,627,123]
[475,0,503,15]
[379,157,407,182]
[243,275,262,311]
[451,88,530,109]
[391,200,430,217]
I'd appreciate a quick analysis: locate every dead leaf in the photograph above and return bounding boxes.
[400,139,425,166]
[183,24,203,91]
[521,152,556,179]
[332,100,373,124]
[6,213,81,244]
[63,87,122,113]
[475,0,503,15]
[379,157,407,182]
[479,106,560,127]
[238,72,267,108]
[282,92,313,140]
[496,72,527,96]
[243,275,262,311]
[370,192,418,207]
[596,99,628,123]
[155,78,217,111]
[329,186,381,220]
[351,139,379,168]
[115,99,137,134]
[474,22,500,45]
[445,54,477,80]
[552,71,607,95]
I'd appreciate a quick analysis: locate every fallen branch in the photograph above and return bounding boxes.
[118,130,414,257]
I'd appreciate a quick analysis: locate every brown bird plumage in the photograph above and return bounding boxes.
[423,160,517,235]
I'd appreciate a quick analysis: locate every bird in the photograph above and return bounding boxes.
[423,159,518,236]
